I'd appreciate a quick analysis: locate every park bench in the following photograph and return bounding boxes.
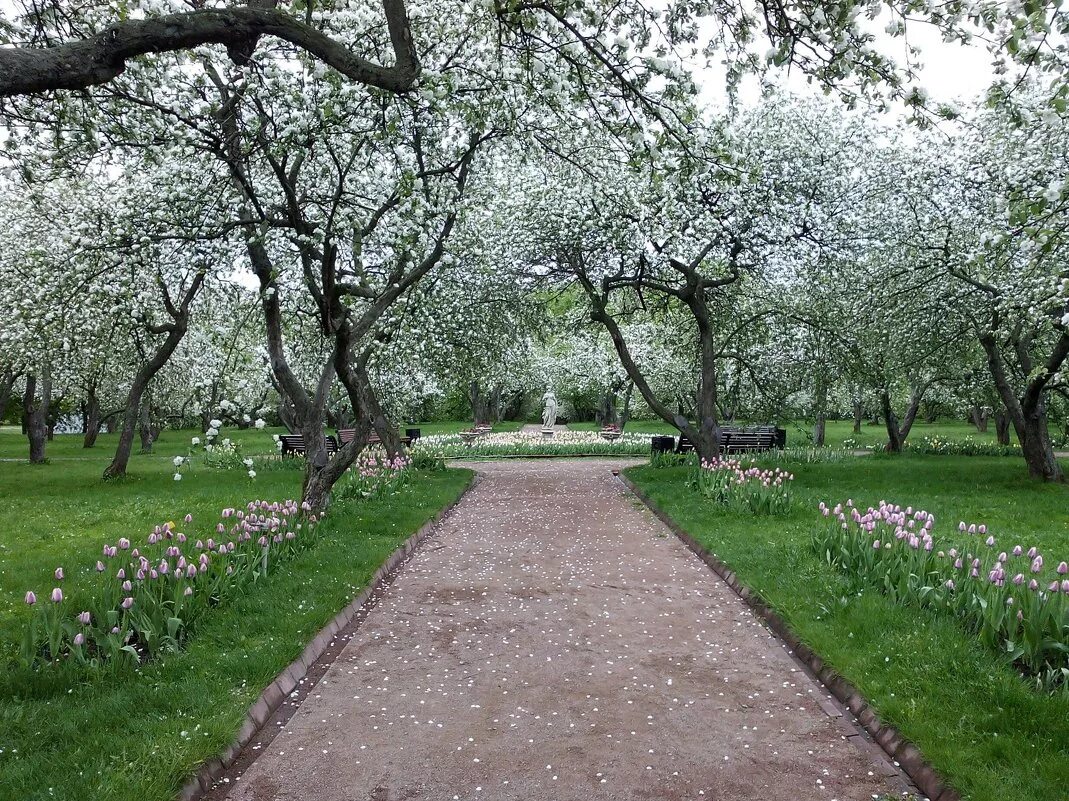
[279,434,339,458]
[337,428,413,447]
[659,426,787,456]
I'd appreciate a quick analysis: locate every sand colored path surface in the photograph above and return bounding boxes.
[214,459,911,801]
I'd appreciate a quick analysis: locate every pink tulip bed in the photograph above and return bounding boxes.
[335,450,413,499]
[815,500,1069,691]
[689,457,794,515]
[20,499,317,669]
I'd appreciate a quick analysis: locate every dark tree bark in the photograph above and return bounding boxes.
[995,408,1011,445]
[596,390,618,427]
[969,404,989,433]
[82,382,102,448]
[813,374,828,447]
[618,381,635,432]
[104,271,206,479]
[0,1,419,97]
[880,383,925,454]
[852,397,863,434]
[979,330,1065,481]
[23,368,50,464]
[469,381,489,426]
[138,398,155,453]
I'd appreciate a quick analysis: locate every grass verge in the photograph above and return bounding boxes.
[625,456,1069,801]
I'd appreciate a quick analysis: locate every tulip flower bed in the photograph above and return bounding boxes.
[815,500,1069,690]
[20,500,317,669]
[0,438,472,799]
[625,455,1069,801]
[336,449,413,499]
[411,430,654,457]
[689,457,794,515]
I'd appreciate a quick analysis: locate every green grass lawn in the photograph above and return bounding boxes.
[626,455,1069,801]
[0,426,472,799]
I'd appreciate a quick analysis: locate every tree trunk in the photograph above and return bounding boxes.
[969,405,989,433]
[83,383,101,448]
[852,398,863,434]
[469,381,489,426]
[23,368,50,464]
[138,399,154,453]
[1017,403,1061,481]
[995,409,1011,445]
[597,390,618,427]
[813,375,828,447]
[619,381,634,432]
[981,334,1063,481]
[880,392,904,454]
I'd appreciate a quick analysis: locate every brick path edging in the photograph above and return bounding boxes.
[176,473,479,801]
[617,472,960,801]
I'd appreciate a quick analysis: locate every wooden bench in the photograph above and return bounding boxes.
[337,429,413,447]
[672,426,786,455]
[279,434,339,457]
[722,430,775,453]
[600,425,621,441]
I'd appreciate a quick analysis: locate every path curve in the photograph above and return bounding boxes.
[210,459,912,801]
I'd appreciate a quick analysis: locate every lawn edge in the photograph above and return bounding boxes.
[178,469,478,801]
[617,470,960,801]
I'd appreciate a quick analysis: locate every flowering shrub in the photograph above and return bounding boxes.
[815,500,1069,690]
[336,450,412,499]
[689,457,794,515]
[21,500,316,669]
[188,419,255,478]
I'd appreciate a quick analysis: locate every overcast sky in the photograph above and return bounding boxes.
[694,12,997,117]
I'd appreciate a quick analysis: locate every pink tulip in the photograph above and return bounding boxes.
[122,580,132,591]
[51,587,63,603]
[118,538,130,550]
[24,591,36,605]
[1013,573,1024,586]
[1058,562,1068,575]
[54,567,64,580]
[73,633,85,646]
[184,514,193,524]
[121,597,134,609]
[1031,556,1044,573]
[96,560,105,572]
[183,586,193,597]
[78,610,91,625]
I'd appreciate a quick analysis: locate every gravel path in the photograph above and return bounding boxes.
[213,459,912,801]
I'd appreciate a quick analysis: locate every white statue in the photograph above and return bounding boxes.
[541,390,558,429]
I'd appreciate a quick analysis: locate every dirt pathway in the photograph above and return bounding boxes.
[213,459,911,801]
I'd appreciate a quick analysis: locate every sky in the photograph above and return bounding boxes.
[694,10,996,117]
